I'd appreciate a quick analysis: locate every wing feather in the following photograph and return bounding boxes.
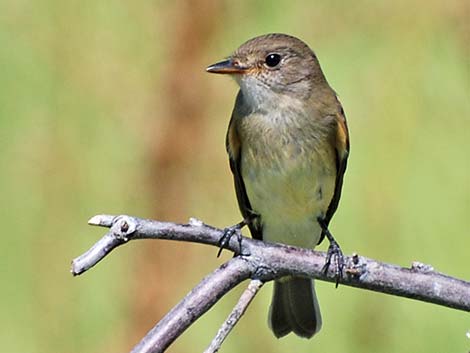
[226,106,263,240]
[318,107,350,244]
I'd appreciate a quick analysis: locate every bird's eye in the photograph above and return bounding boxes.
[265,53,281,67]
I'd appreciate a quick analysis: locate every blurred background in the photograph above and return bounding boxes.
[1,0,469,352]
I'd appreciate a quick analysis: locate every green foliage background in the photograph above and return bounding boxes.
[1,1,468,352]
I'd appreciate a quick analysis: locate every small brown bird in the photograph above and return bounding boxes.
[207,33,349,339]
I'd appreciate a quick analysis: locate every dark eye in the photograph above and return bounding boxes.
[265,53,281,67]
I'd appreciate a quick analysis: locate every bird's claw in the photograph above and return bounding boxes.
[322,239,344,288]
[217,224,243,257]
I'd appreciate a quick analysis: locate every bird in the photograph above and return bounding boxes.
[206,33,349,339]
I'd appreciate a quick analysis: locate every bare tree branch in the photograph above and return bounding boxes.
[130,256,251,353]
[204,279,264,353]
[71,214,470,353]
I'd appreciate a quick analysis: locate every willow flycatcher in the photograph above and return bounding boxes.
[207,33,349,339]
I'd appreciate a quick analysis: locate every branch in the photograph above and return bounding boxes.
[71,215,470,352]
[204,279,264,353]
[130,256,251,353]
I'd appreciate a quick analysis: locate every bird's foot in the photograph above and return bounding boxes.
[322,239,344,288]
[217,221,245,257]
[317,216,344,287]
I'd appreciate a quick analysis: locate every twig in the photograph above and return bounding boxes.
[71,214,470,353]
[72,215,132,275]
[204,279,264,353]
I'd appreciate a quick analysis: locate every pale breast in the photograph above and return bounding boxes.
[240,115,336,248]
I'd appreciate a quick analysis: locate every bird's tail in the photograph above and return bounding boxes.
[268,277,322,338]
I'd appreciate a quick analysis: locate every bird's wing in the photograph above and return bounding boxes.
[226,106,263,240]
[318,106,350,244]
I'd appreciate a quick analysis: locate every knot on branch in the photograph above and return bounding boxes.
[410,261,435,273]
[344,252,367,279]
[111,216,137,241]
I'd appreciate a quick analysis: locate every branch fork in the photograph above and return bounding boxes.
[71,215,470,353]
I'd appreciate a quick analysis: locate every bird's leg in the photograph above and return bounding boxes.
[317,217,344,287]
[217,219,248,257]
[218,212,260,257]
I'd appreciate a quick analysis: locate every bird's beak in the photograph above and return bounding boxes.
[206,59,247,74]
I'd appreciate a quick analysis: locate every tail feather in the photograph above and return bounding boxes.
[268,277,322,338]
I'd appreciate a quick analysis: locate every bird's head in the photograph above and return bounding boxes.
[207,33,327,105]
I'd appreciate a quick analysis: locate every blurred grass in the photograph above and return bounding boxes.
[0,0,469,352]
